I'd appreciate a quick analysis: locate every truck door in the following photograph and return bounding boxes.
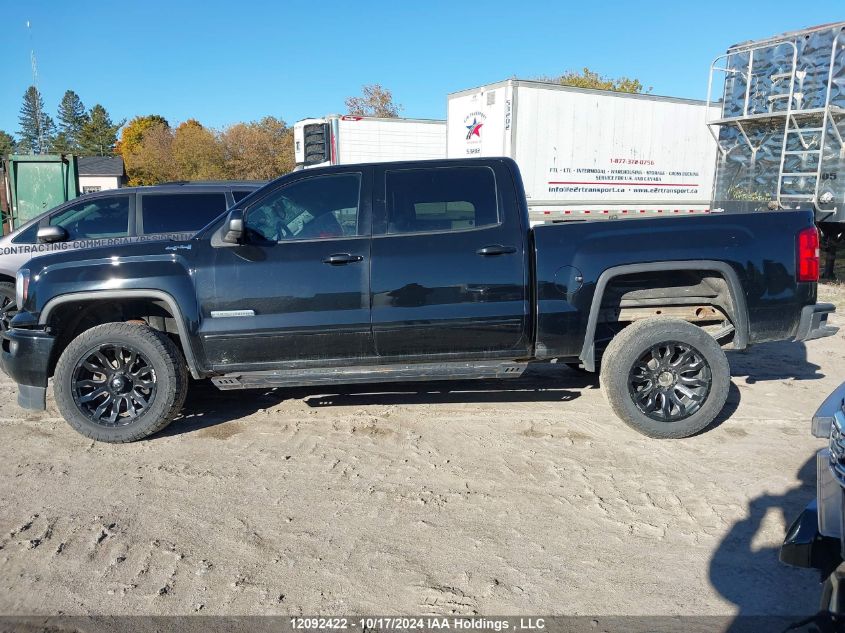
[197,168,373,369]
[369,162,530,360]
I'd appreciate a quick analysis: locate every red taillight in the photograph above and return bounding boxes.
[797,227,820,282]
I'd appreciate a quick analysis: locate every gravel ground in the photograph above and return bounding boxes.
[0,309,842,617]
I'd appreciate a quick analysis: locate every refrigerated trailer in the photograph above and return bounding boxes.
[294,115,446,168]
[446,79,719,224]
[706,21,845,275]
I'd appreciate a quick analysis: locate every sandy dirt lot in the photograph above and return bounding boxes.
[1,294,843,617]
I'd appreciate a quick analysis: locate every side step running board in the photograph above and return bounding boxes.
[211,360,528,390]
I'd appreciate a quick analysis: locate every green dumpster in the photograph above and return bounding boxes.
[3,154,79,231]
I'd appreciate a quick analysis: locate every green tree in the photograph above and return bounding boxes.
[345,84,403,117]
[220,116,294,180]
[545,67,651,94]
[51,132,73,154]
[119,115,172,185]
[123,122,177,185]
[17,86,55,154]
[78,104,123,156]
[56,90,88,151]
[0,131,17,156]
[43,116,59,152]
[172,119,225,180]
[116,114,169,158]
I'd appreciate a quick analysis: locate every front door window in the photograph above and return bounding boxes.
[49,196,131,240]
[245,174,361,242]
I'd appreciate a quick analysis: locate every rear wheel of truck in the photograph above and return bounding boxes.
[0,281,16,333]
[54,322,188,443]
[600,317,730,439]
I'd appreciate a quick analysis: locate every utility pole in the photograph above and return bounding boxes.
[27,20,46,154]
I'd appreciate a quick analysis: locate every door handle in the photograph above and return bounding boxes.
[476,244,517,256]
[322,253,364,265]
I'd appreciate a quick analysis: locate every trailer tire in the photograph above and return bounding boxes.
[600,317,730,439]
[54,322,188,443]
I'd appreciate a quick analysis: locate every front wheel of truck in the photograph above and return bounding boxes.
[600,317,730,439]
[54,322,188,442]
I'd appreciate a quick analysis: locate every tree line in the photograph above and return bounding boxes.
[2,87,122,157]
[1,85,298,185]
[118,115,294,185]
[1,83,407,185]
[1,72,643,185]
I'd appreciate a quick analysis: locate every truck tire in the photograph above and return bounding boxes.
[600,317,730,439]
[0,281,16,333]
[53,322,188,442]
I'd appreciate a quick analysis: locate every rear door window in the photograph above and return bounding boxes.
[384,167,499,234]
[49,196,131,240]
[140,193,228,235]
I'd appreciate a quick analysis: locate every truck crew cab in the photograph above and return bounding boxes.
[0,158,836,442]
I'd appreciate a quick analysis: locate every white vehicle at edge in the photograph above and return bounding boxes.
[294,114,446,168]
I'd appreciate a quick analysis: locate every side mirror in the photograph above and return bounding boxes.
[222,209,244,244]
[37,226,68,243]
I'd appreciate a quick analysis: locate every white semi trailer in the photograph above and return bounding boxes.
[446,79,719,224]
[293,115,446,168]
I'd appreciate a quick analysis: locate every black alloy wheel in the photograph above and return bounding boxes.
[71,344,158,426]
[627,341,712,422]
[600,317,730,439]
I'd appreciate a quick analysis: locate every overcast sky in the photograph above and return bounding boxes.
[1,0,843,135]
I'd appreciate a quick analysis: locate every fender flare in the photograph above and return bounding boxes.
[579,260,749,372]
[38,289,203,378]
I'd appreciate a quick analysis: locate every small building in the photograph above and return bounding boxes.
[77,156,125,193]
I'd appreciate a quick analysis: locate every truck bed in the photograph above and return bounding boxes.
[531,209,818,363]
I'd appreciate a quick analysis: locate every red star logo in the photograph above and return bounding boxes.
[465,118,483,139]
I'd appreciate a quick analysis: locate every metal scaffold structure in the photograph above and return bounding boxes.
[707,23,845,232]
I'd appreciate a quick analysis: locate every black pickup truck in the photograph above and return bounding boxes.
[0,158,837,442]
